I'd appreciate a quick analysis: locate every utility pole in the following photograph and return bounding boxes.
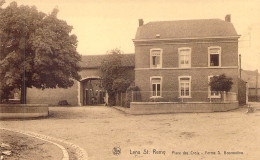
[256,69,258,101]
[239,54,242,78]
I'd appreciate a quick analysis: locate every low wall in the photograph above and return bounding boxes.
[0,104,49,119]
[130,101,239,114]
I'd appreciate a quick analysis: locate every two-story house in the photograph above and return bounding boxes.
[133,15,240,103]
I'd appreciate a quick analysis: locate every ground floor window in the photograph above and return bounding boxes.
[179,76,191,98]
[151,77,162,97]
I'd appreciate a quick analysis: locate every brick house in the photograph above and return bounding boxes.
[133,15,240,103]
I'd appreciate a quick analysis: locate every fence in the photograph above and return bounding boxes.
[115,91,238,108]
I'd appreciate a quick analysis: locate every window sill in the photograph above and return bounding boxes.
[208,96,221,98]
[178,96,192,98]
[179,66,191,69]
[208,66,221,68]
[150,96,163,98]
[150,67,162,69]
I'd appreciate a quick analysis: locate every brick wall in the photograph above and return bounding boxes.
[27,80,78,106]
[135,40,238,68]
[26,68,101,106]
[134,39,239,102]
[135,69,238,102]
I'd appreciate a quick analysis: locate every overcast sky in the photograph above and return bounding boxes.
[4,0,260,71]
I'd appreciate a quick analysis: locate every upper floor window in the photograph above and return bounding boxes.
[150,49,162,68]
[208,76,221,98]
[178,76,191,98]
[151,77,162,97]
[178,47,191,68]
[208,46,221,67]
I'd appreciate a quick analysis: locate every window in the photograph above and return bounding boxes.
[150,49,162,68]
[208,46,221,67]
[208,76,221,98]
[151,77,162,97]
[179,76,191,97]
[178,48,191,68]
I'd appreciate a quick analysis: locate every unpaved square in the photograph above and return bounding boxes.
[0,104,260,160]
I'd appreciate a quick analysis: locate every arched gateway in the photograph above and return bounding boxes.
[78,76,108,106]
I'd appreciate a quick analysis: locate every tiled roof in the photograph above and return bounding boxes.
[79,54,135,68]
[135,19,239,40]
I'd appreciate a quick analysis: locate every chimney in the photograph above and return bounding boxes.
[139,19,144,26]
[225,14,231,22]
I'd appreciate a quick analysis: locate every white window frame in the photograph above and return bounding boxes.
[150,48,163,68]
[208,75,221,98]
[178,47,191,68]
[150,76,162,98]
[208,46,221,67]
[178,76,191,98]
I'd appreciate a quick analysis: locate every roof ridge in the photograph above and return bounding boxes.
[145,18,223,25]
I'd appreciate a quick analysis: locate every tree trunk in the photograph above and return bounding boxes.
[0,91,2,104]
[20,84,27,104]
[108,92,115,106]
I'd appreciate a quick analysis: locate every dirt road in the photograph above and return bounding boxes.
[1,105,259,160]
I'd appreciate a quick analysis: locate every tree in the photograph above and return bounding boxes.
[209,74,233,100]
[0,1,81,104]
[100,49,132,106]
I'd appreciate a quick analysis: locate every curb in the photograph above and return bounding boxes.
[0,128,88,160]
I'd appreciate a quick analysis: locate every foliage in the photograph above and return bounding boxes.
[209,74,233,92]
[126,85,140,92]
[0,2,81,103]
[100,49,132,106]
[112,78,131,93]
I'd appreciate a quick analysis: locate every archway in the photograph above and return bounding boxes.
[78,77,107,106]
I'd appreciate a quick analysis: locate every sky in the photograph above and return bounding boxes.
[3,0,260,71]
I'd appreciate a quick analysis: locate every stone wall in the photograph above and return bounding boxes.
[130,101,239,114]
[0,104,48,119]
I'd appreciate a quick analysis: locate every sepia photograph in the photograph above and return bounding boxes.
[0,0,260,159]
